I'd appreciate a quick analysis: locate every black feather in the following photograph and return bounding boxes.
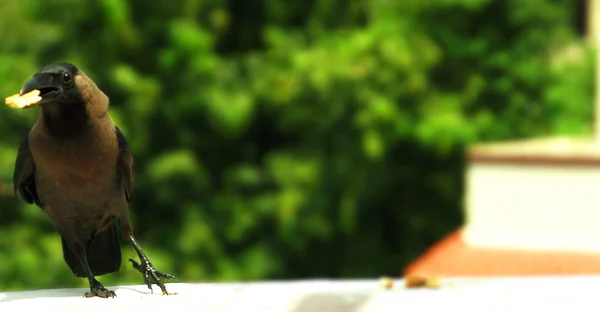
[13,133,42,207]
[116,126,134,202]
[61,220,122,277]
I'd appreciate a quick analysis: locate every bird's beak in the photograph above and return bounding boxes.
[18,73,60,108]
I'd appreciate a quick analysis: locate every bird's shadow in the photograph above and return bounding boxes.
[0,287,88,302]
[0,285,156,303]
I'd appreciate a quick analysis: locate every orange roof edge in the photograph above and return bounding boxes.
[404,228,600,277]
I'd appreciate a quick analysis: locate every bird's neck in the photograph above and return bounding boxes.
[41,101,90,138]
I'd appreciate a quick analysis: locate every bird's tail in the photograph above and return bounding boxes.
[61,221,122,278]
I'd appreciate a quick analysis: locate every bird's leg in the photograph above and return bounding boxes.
[126,234,176,295]
[67,239,116,298]
[80,256,117,298]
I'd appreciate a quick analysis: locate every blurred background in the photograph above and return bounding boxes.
[0,0,595,291]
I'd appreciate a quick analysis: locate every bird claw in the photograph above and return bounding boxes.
[129,258,176,295]
[84,283,116,298]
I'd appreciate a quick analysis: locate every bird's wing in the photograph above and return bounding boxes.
[13,132,41,206]
[116,126,134,202]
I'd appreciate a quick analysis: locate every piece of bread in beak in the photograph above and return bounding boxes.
[5,89,42,109]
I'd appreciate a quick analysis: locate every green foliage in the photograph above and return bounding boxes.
[0,0,593,290]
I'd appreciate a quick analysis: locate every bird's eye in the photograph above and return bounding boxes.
[62,73,73,85]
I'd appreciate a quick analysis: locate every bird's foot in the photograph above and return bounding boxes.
[129,258,176,295]
[84,281,116,298]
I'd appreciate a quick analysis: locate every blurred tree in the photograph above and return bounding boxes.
[0,0,593,290]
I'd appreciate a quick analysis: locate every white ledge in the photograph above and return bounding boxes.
[1,277,600,311]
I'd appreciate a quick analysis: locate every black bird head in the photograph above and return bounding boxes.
[18,62,109,137]
[19,62,83,108]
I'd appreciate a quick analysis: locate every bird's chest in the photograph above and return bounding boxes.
[30,132,118,184]
[31,137,120,216]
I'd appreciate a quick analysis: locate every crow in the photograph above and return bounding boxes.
[12,62,175,298]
